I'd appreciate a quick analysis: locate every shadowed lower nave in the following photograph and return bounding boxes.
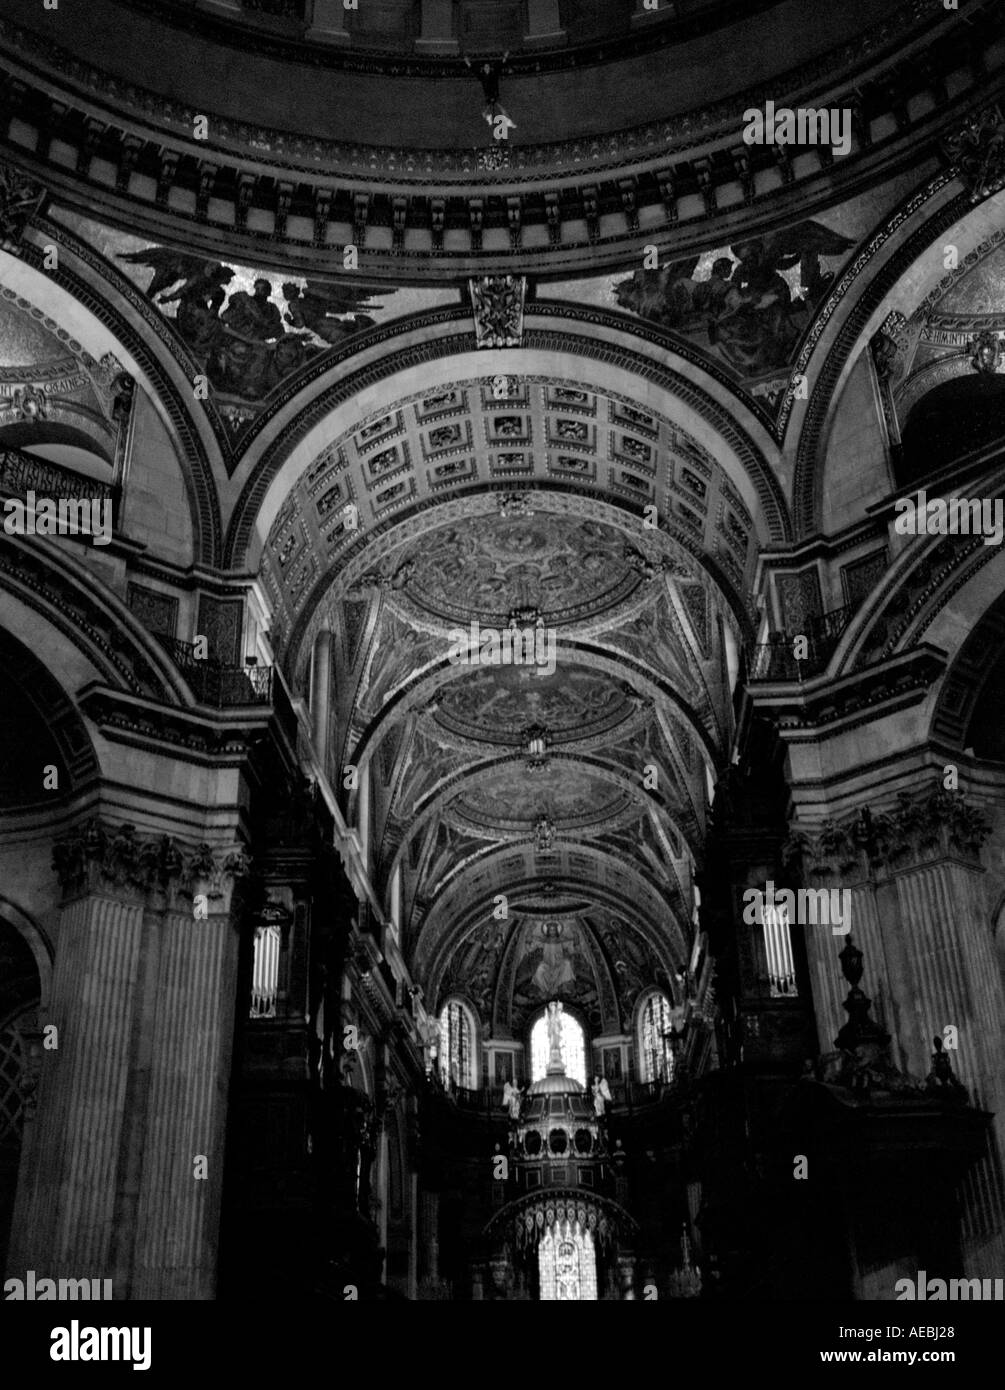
[2,0,1005,1304]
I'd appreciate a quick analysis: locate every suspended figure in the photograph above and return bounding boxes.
[464,52,515,129]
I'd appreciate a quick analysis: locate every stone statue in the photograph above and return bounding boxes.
[546,999,563,1055]
[592,1075,613,1118]
[502,1080,523,1120]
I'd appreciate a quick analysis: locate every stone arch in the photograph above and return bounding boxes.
[792,177,1005,537]
[0,538,189,706]
[223,309,789,574]
[8,225,224,567]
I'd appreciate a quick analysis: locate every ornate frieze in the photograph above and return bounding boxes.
[52,816,252,907]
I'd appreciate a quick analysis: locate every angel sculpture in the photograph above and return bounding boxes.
[502,1080,524,1121]
[591,1075,613,1118]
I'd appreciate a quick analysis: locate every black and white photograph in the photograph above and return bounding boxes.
[0,0,1004,1369]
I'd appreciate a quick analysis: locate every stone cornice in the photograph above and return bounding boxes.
[1,1,1000,278]
[79,685,274,761]
[743,645,946,737]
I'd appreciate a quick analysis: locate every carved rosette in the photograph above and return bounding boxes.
[0,158,46,255]
[784,787,991,881]
[51,816,252,912]
[941,104,1005,203]
[469,275,526,348]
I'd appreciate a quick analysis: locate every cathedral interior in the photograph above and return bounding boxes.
[1,0,1005,1307]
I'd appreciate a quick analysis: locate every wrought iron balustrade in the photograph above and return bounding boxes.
[750,602,856,681]
[155,635,273,708]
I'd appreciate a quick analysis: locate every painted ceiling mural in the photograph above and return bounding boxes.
[543,177,923,415]
[433,666,641,747]
[49,208,458,409]
[610,222,856,378]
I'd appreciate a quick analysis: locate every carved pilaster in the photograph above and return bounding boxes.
[12,818,253,1296]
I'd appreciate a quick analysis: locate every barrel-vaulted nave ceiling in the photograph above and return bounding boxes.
[262,373,755,1033]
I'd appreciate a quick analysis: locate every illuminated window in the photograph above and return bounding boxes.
[639,992,675,1083]
[250,924,281,1019]
[538,1221,598,1300]
[530,1006,587,1086]
[439,1000,475,1089]
[763,903,798,996]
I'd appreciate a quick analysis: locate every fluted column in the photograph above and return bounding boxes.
[311,630,333,769]
[789,786,1005,1272]
[8,820,250,1298]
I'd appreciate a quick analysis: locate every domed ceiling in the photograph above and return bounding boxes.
[4,0,993,277]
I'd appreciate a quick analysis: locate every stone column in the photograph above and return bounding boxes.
[311,630,333,769]
[8,820,249,1299]
[308,0,350,43]
[415,0,457,53]
[524,0,565,47]
[790,787,1005,1273]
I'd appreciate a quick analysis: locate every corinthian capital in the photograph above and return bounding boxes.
[786,786,991,879]
[52,816,252,910]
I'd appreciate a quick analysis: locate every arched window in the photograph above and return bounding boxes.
[639,992,675,1084]
[529,1005,587,1087]
[438,999,476,1089]
[538,1221,598,1300]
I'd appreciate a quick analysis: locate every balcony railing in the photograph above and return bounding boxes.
[155,635,273,708]
[750,603,856,681]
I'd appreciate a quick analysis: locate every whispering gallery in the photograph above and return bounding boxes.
[1,0,1005,1311]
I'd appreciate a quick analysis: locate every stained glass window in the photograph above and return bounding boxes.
[530,1005,587,1086]
[640,992,675,1083]
[439,1000,474,1089]
[538,1221,598,1300]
